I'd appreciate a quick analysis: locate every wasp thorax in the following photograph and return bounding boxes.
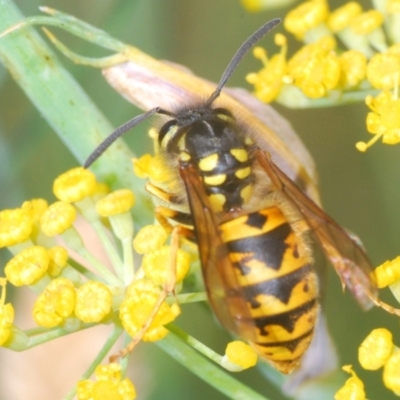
[169,109,255,213]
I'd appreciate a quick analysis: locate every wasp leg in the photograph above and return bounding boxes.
[145,182,178,203]
[146,182,194,229]
[155,206,195,242]
[110,288,169,362]
[111,225,190,362]
[372,297,400,317]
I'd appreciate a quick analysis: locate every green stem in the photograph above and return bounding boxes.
[174,292,208,304]
[78,247,122,287]
[43,26,127,67]
[39,7,127,51]
[74,198,124,276]
[5,324,94,351]
[68,259,102,282]
[61,227,122,287]
[157,325,271,400]
[121,237,134,285]
[278,87,380,109]
[167,323,223,364]
[90,219,125,277]
[119,332,131,376]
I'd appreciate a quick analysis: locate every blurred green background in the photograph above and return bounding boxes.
[1,0,399,399]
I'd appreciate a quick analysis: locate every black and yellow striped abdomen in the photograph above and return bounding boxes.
[219,207,318,373]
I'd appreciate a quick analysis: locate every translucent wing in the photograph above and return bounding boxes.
[255,149,377,310]
[178,163,256,340]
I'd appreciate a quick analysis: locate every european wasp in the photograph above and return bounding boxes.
[85,18,397,374]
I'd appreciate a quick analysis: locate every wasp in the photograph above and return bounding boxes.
[85,19,397,373]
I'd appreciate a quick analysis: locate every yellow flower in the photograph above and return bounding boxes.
[350,10,383,35]
[132,154,153,179]
[95,362,122,381]
[288,37,340,98]
[0,208,32,248]
[383,350,400,395]
[357,90,400,151]
[76,380,93,400]
[118,379,137,400]
[367,52,400,90]
[91,381,122,399]
[240,0,263,12]
[358,328,394,370]
[96,189,135,217]
[91,181,111,199]
[284,0,329,39]
[96,189,135,243]
[246,34,288,103]
[77,363,136,400]
[0,303,14,346]
[133,153,172,183]
[142,245,191,286]
[74,281,112,323]
[47,246,69,277]
[241,0,297,12]
[222,341,258,371]
[334,365,366,400]
[338,50,367,88]
[53,167,97,203]
[388,0,400,13]
[5,246,49,286]
[20,198,49,239]
[327,2,363,33]
[133,225,168,254]
[373,256,400,288]
[120,279,180,342]
[40,201,77,237]
[21,198,48,223]
[0,279,14,346]
[33,277,76,328]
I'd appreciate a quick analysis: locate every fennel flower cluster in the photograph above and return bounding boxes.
[333,252,400,398]
[0,161,257,399]
[0,166,187,398]
[244,0,400,152]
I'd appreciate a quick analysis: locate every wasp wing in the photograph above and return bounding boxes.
[179,163,256,340]
[255,149,377,311]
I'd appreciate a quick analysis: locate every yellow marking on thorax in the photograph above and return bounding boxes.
[198,153,219,171]
[179,151,191,162]
[160,125,179,148]
[208,193,225,212]
[216,113,235,123]
[203,174,226,186]
[176,134,186,150]
[235,167,251,179]
[240,185,253,203]
[230,148,249,162]
[245,137,254,146]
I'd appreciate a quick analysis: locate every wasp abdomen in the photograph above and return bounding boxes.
[220,207,318,373]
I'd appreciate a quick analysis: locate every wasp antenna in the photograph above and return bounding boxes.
[84,107,176,168]
[205,18,281,107]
